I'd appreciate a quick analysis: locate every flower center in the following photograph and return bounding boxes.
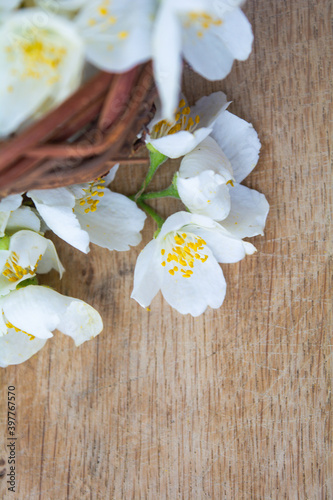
[184,12,223,38]
[77,178,105,214]
[2,252,42,283]
[161,233,208,278]
[6,30,67,83]
[151,99,201,139]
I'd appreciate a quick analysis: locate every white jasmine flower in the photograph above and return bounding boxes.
[146,92,229,158]
[75,0,153,73]
[28,166,147,253]
[0,285,103,367]
[0,8,85,137]
[176,110,269,228]
[131,211,256,316]
[0,229,64,297]
[152,0,253,118]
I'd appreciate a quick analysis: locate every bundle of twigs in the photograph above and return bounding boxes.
[0,62,156,197]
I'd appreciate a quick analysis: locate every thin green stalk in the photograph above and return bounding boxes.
[140,184,180,200]
[136,200,165,230]
[135,144,168,200]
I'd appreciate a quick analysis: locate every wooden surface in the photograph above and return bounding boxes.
[1,0,332,498]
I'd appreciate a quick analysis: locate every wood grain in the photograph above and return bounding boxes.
[1,0,332,498]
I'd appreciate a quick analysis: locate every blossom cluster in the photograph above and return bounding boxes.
[0,0,253,136]
[0,1,269,367]
[0,90,269,366]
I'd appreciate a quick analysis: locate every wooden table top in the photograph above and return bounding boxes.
[1,0,332,498]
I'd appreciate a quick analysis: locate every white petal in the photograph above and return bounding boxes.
[56,299,103,346]
[221,183,269,238]
[160,244,226,316]
[179,136,234,179]
[152,0,183,120]
[0,0,21,10]
[149,127,212,158]
[28,188,90,253]
[0,212,10,238]
[76,0,152,73]
[74,190,146,251]
[0,330,47,367]
[6,206,41,233]
[182,25,235,81]
[215,9,253,61]
[190,91,230,129]
[0,194,23,236]
[211,110,261,182]
[8,230,49,268]
[103,164,119,186]
[131,239,162,308]
[2,286,61,339]
[36,239,65,277]
[1,285,103,343]
[157,211,194,239]
[177,172,231,220]
[191,221,257,263]
[0,194,22,212]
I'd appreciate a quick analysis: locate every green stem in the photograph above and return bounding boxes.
[136,200,165,230]
[135,144,168,200]
[140,184,180,200]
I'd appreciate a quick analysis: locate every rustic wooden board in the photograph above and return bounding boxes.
[1,0,332,498]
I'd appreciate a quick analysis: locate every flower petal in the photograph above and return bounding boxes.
[6,206,41,234]
[76,0,152,73]
[177,172,231,220]
[152,0,183,120]
[179,136,233,179]
[56,298,103,346]
[1,286,61,339]
[160,243,226,316]
[0,194,22,212]
[191,221,257,263]
[182,24,235,81]
[211,110,261,183]
[74,190,146,251]
[131,239,162,308]
[0,194,23,236]
[9,230,63,275]
[221,183,269,238]
[28,188,90,253]
[1,285,103,343]
[214,8,253,61]
[191,91,229,129]
[149,128,212,158]
[0,330,47,368]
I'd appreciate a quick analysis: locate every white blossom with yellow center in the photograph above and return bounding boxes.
[152,0,253,119]
[176,107,270,227]
[0,8,85,137]
[0,229,64,297]
[146,91,229,158]
[0,285,103,367]
[27,165,147,253]
[75,0,153,72]
[131,211,256,316]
